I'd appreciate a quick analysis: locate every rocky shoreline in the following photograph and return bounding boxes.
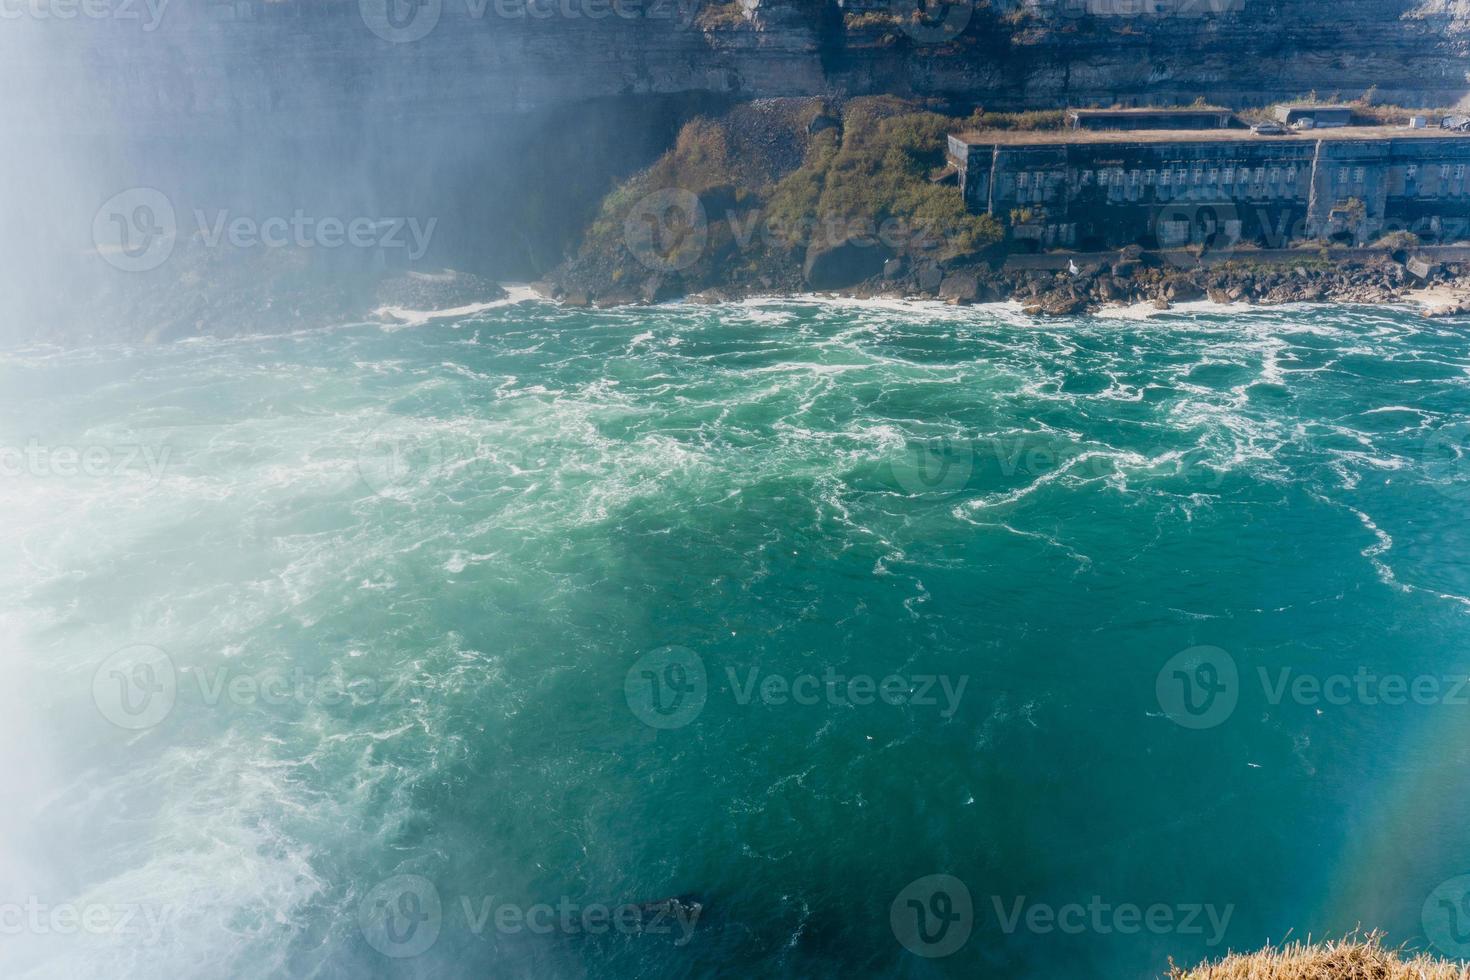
[549,247,1470,318]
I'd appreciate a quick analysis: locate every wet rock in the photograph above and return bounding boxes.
[916,264,943,293]
[938,273,979,304]
[803,238,893,290]
[1166,279,1206,302]
[1038,290,1088,316]
[593,291,638,307]
[641,276,684,304]
[883,257,906,280]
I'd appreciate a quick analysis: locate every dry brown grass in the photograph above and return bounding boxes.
[1169,934,1469,979]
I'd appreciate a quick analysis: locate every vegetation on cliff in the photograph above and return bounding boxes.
[558,97,1001,302]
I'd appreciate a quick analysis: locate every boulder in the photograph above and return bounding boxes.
[1039,290,1088,316]
[803,238,893,290]
[917,264,944,293]
[883,257,906,280]
[938,273,980,304]
[1166,279,1206,302]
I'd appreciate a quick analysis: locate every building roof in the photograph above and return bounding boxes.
[949,125,1470,147]
[1067,107,1230,115]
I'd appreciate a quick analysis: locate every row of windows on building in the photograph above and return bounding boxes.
[1011,163,1469,190]
[1402,164,1468,181]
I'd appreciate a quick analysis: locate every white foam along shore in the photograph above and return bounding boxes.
[378,282,1470,327]
[372,283,544,329]
[737,292,1254,321]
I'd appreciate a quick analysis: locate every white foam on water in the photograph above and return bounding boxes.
[373,283,543,330]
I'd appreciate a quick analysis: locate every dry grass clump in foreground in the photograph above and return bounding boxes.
[1169,933,1469,979]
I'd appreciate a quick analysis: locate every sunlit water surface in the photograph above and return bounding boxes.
[3,299,1469,978]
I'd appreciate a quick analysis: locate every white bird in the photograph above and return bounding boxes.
[1068,259,1080,275]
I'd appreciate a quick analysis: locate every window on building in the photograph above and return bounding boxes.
[1254,167,1266,184]
[1269,168,1281,183]
[1457,164,1466,179]
[1207,168,1219,184]
[1160,170,1171,186]
[1192,169,1203,184]
[1442,164,1452,180]
[1017,172,1029,188]
[1285,167,1297,182]
[1128,170,1140,186]
[1338,168,1350,184]
[1406,164,1419,180]
[1176,169,1188,186]
[1144,169,1156,185]
[1222,167,1234,184]
[1353,167,1365,183]
[1081,170,1093,184]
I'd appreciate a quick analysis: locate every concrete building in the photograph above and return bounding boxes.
[1067,108,1235,131]
[1271,104,1355,128]
[946,126,1470,250]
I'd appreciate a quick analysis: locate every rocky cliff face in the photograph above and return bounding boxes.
[11,0,1469,129]
[5,0,1470,341]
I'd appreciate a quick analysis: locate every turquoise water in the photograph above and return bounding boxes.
[3,299,1470,978]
